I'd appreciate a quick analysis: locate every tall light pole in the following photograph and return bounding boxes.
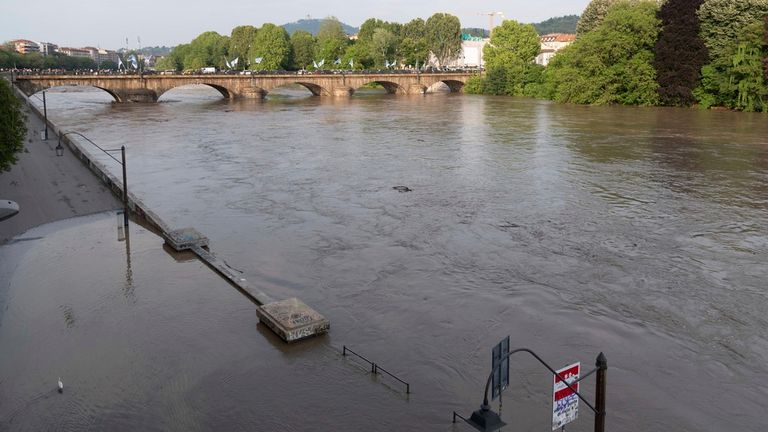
[56,131,129,228]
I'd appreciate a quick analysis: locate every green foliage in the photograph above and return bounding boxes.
[694,21,768,111]
[546,1,662,105]
[230,25,257,68]
[316,17,349,66]
[0,49,95,70]
[577,0,659,34]
[697,0,768,62]
[653,0,708,106]
[249,24,292,70]
[464,75,485,93]
[183,31,230,70]
[356,18,404,68]
[290,30,316,69]
[99,60,118,70]
[533,15,580,35]
[484,20,541,69]
[425,13,462,65]
[0,78,26,172]
[400,19,429,67]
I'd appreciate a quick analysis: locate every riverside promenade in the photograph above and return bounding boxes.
[0,96,120,243]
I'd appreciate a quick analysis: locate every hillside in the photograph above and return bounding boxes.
[532,15,579,35]
[281,19,358,35]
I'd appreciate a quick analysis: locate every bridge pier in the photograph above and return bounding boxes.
[115,89,158,103]
[331,86,354,97]
[408,84,427,95]
[238,85,268,99]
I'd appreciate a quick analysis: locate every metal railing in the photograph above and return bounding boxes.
[342,345,410,394]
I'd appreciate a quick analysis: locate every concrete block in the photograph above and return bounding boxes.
[165,227,209,251]
[256,298,329,342]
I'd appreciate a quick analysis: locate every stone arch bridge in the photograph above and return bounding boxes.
[13,72,477,102]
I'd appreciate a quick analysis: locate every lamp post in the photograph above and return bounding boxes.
[454,348,607,432]
[42,91,48,140]
[56,131,129,228]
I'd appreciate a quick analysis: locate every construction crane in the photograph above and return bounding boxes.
[478,11,505,36]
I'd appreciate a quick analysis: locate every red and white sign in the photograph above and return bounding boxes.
[552,362,580,430]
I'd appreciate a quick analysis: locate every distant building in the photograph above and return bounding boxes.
[11,39,40,54]
[58,47,91,58]
[535,33,576,66]
[37,42,58,56]
[430,34,489,68]
[83,46,119,65]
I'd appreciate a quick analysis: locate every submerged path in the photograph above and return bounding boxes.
[0,90,120,244]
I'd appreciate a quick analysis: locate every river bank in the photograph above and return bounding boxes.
[0,85,120,244]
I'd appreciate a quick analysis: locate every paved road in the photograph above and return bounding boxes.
[0,95,120,243]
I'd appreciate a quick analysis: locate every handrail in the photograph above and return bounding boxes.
[342,345,410,394]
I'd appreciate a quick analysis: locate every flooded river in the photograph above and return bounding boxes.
[2,85,768,431]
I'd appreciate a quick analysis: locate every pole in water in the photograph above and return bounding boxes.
[42,91,48,141]
[58,377,63,393]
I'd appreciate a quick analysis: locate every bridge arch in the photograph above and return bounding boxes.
[356,80,406,95]
[293,82,327,96]
[30,84,122,102]
[156,83,235,100]
[438,79,465,93]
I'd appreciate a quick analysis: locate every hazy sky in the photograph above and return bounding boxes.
[2,0,589,49]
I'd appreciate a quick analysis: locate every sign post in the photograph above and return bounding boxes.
[552,362,580,430]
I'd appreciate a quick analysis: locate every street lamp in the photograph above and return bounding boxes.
[56,131,129,228]
[453,348,607,432]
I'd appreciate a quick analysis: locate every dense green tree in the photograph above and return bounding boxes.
[371,28,398,67]
[484,20,541,68]
[230,25,258,69]
[249,24,292,70]
[316,17,349,65]
[653,0,708,106]
[99,60,118,70]
[697,0,768,62]
[400,19,429,67]
[577,0,660,34]
[290,30,316,70]
[0,78,26,172]
[695,20,768,111]
[425,13,462,66]
[183,31,230,70]
[156,43,189,71]
[545,1,662,105]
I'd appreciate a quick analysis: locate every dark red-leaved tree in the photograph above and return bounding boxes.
[653,0,709,106]
[763,16,768,81]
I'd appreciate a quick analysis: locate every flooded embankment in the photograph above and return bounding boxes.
[1,85,767,431]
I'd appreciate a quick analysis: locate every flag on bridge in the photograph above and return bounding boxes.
[334,58,341,65]
[129,55,138,69]
[225,57,231,69]
[232,57,239,68]
[349,59,354,68]
[117,56,124,70]
[254,57,263,64]
[317,59,325,68]
[313,60,318,69]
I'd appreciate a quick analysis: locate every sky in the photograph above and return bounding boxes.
[1,0,589,49]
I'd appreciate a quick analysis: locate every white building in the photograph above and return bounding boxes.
[535,33,576,66]
[430,34,489,68]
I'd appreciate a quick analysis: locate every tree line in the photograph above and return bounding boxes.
[468,0,768,112]
[155,14,462,72]
[0,48,100,70]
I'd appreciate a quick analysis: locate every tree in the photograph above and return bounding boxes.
[0,79,26,172]
[577,0,660,34]
[371,28,398,67]
[425,13,462,66]
[230,25,258,69]
[249,23,292,70]
[290,30,316,70]
[400,18,429,67]
[545,1,662,105]
[484,20,541,68]
[184,31,230,70]
[316,17,349,65]
[695,20,768,111]
[534,15,580,35]
[99,60,118,70]
[653,0,708,106]
[697,0,768,62]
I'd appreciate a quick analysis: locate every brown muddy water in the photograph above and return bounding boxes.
[1,85,767,431]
